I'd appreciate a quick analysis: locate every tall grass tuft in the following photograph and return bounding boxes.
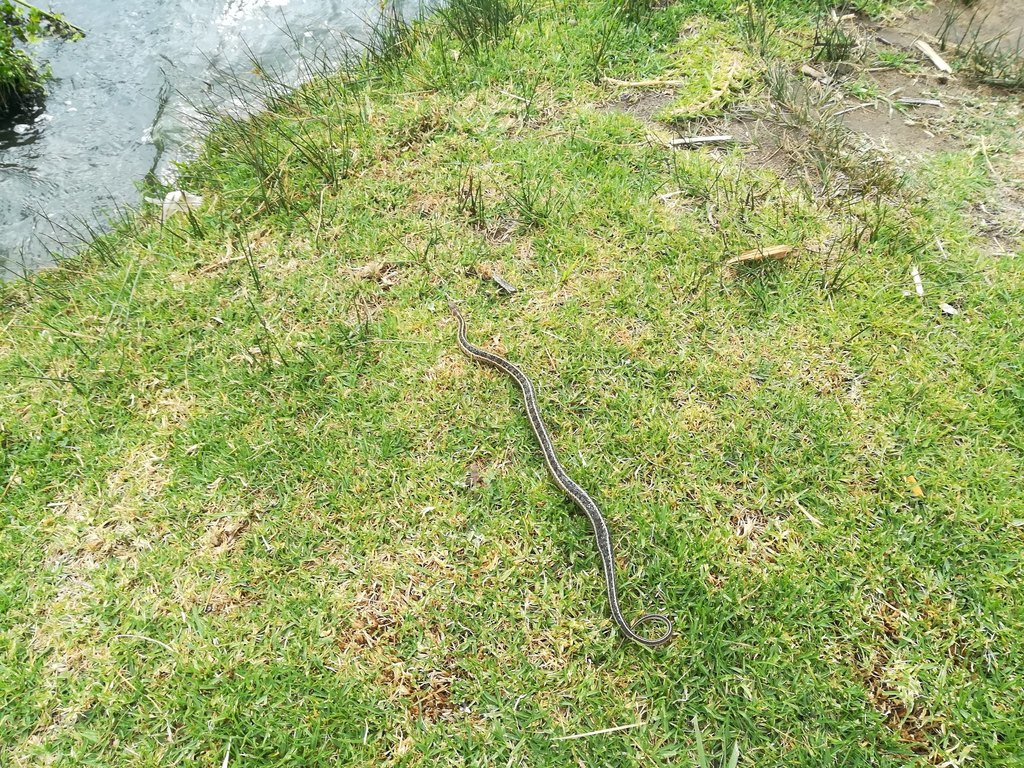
[811,8,856,63]
[457,166,488,229]
[363,6,417,75]
[503,164,565,228]
[619,0,654,26]
[937,7,1024,90]
[762,64,904,204]
[437,0,525,52]
[584,11,623,82]
[740,0,784,58]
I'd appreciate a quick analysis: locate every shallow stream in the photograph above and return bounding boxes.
[1,0,407,274]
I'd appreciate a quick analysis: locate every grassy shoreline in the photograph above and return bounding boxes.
[2,1,1023,765]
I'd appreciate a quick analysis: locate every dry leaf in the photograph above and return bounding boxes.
[491,272,517,294]
[725,244,793,267]
[473,263,517,293]
[465,459,487,489]
[905,475,925,498]
[348,261,399,288]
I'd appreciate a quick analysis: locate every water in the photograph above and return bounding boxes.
[0,0,406,275]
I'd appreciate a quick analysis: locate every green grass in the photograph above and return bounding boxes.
[2,0,1023,766]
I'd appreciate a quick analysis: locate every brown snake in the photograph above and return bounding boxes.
[450,303,673,647]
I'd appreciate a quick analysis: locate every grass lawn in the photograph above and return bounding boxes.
[2,0,1023,765]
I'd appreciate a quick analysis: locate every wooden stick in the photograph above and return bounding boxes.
[800,64,831,83]
[833,103,870,117]
[897,97,944,107]
[914,41,952,73]
[668,135,735,148]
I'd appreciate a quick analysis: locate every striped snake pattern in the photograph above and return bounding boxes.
[449,303,673,647]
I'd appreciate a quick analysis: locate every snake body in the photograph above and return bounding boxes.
[450,303,673,647]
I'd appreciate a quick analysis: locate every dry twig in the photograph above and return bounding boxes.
[915,41,952,73]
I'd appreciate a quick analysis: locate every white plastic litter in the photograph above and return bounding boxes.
[911,265,924,298]
[145,190,204,223]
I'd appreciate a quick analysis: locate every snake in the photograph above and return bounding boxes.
[449,302,673,648]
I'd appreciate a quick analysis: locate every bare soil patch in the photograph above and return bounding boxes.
[839,50,994,154]
[878,0,1024,57]
[600,88,678,125]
